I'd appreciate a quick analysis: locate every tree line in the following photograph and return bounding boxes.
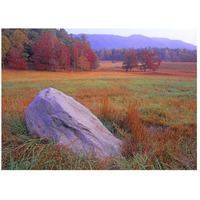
[94,47,197,62]
[2,29,99,71]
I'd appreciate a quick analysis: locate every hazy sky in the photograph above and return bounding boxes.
[66,28,197,46]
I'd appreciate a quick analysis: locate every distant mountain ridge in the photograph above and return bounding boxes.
[72,34,196,50]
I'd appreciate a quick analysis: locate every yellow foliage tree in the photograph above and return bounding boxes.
[10,30,29,48]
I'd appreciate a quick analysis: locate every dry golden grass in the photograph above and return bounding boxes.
[2,62,196,83]
[1,61,197,170]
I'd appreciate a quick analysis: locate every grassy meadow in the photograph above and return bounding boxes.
[1,61,197,170]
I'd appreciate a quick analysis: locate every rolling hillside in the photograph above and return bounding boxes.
[72,34,196,50]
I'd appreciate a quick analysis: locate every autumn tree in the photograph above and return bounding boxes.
[77,56,90,70]
[59,44,70,71]
[32,32,57,70]
[7,47,26,69]
[2,35,11,68]
[85,48,98,69]
[33,32,60,71]
[71,40,98,70]
[138,50,162,72]
[122,50,138,71]
[33,32,71,71]
[10,30,29,48]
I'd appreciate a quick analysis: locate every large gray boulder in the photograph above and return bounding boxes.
[26,88,122,159]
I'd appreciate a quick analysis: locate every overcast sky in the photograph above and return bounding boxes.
[66,28,197,46]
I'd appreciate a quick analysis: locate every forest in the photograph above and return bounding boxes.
[94,47,197,62]
[2,29,99,71]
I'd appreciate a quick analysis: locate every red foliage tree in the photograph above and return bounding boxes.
[85,48,98,69]
[138,50,162,72]
[7,47,26,69]
[33,32,70,71]
[59,44,70,71]
[72,41,89,57]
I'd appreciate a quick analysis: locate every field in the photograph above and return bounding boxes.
[1,61,197,170]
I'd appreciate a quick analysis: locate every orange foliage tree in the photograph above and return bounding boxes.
[77,56,90,70]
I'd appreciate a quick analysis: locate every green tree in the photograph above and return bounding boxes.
[56,29,71,46]
[80,34,91,48]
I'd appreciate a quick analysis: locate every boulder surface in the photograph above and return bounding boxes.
[26,88,122,159]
